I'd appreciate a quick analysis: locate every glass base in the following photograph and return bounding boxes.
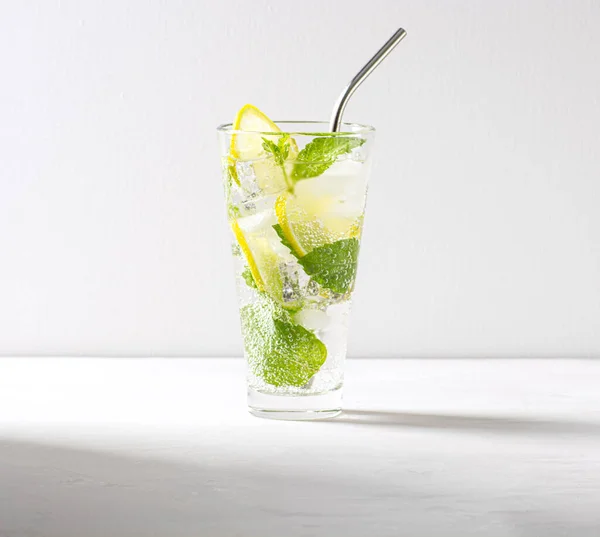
[248,386,342,421]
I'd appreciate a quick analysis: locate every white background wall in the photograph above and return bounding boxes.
[1,0,599,357]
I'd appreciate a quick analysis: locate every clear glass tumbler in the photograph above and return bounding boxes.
[217,120,375,420]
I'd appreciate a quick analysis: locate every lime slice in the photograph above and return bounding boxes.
[230,104,297,194]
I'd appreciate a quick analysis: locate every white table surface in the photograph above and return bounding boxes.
[0,358,599,537]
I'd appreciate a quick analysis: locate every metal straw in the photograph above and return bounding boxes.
[329,28,407,132]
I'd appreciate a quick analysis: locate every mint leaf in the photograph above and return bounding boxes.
[228,205,241,219]
[227,159,239,186]
[240,296,327,387]
[223,159,241,219]
[261,134,293,191]
[262,134,290,167]
[241,267,257,289]
[272,224,299,259]
[292,137,366,180]
[274,224,361,294]
[298,238,359,294]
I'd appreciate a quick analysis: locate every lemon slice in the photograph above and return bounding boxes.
[275,190,362,258]
[231,218,281,297]
[229,104,297,194]
[275,159,366,257]
[231,104,281,159]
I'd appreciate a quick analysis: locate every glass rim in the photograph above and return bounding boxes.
[216,120,375,136]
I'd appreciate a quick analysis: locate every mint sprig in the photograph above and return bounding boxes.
[262,134,290,166]
[298,238,360,294]
[240,295,327,387]
[292,137,366,180]
[262,134,293,191]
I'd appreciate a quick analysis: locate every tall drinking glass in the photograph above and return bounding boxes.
[217,120,375,420]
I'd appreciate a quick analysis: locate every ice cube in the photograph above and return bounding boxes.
[237,209,276,233]
[293,308,331,331]
[278,261,306,305]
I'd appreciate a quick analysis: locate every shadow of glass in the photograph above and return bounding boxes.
[2,432,598,537]
[0,437,390,537]
[331,409,600,437]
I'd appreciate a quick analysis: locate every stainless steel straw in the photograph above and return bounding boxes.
[329,28,407,132]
